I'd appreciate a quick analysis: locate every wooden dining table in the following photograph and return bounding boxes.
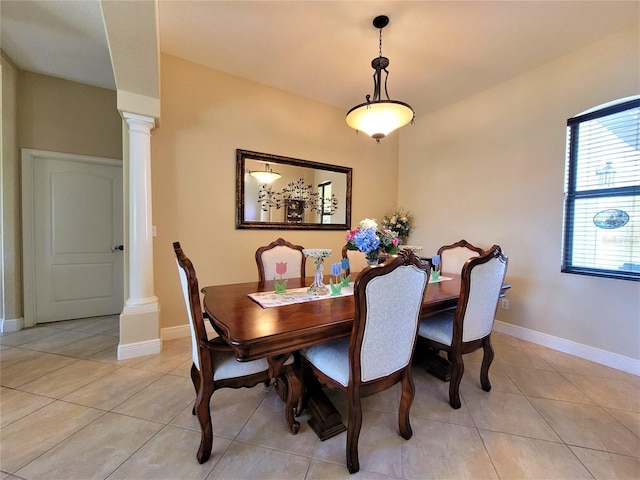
[201,273,463,439]
[202,275,461,360]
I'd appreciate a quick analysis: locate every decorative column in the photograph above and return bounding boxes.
[118,112,160,359]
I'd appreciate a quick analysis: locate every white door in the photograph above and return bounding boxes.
[23,150,124,323]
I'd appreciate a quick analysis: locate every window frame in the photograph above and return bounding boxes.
[562,98,640,282]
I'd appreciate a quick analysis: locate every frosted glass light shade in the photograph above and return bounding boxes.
[346,100,414,140]
[250,170,281,183]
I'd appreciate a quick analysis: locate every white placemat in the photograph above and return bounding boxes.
[248,284,354,308]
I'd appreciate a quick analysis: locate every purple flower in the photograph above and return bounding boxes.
[432,255,441,266]
[354,228,380,254]
[331,262,342,277]
[341,258,350,270]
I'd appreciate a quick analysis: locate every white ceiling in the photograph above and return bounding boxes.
[2,1,638,116]
[1,0,116,89]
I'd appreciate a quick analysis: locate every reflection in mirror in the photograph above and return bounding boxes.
[236,150,352,230]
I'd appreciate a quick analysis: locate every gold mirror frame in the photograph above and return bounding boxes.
[236,149,352,230]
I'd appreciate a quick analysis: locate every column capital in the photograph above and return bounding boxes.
[123,112,155,131]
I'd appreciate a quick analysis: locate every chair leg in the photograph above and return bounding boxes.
[480,336,494,392]
[447,349,464,409]
[194,377,214,464]
[283,369,301,434]
[190,363,200,415]
[346,394,363,474]
[293,352,304,415]
[398,367,415,440]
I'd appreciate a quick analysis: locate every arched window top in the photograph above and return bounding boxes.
[574,95,640,117]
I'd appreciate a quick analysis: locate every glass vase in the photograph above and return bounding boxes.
[365,250,380,266]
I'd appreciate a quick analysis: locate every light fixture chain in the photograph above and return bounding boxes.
[378,27,383,57]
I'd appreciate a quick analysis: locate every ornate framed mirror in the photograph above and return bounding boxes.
[236,149,352,230]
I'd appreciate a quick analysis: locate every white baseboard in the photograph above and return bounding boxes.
[117,338,162,360]
[162,324,190,341]
[494,320,640,376]
[0,317,24,333]
[161,323,217,342]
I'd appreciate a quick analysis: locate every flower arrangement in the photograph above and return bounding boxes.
[381,206,413,243]
[345,218,399,264]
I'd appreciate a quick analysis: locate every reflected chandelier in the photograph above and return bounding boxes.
[249,163,281,184]
[346,15,415,143]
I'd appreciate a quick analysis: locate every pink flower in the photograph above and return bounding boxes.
[276,262,287,276]
[392,237,399,247]
[345,229,358,241]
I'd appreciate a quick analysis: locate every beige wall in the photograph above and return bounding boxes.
[152,54,399,330]
[1,64,122,328]
[17,71,122,159]
[1,53,22,323]
[399,28,640,360]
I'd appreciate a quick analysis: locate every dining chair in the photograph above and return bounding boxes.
[255,237,306,284]
[418,245,508,409]
[437,239,484,275]
[173,242,295,463]
[340,244,369,277]
[300,250,429,474]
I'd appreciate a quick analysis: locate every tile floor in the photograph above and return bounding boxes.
[1,315,638,480]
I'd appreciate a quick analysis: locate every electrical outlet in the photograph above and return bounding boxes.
[501,298,509,310]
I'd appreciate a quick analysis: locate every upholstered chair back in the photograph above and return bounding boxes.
[438,240,484,275]
[261,246,304,280]
[459,250,508,343]
[355,257,429,382]
[175,246,205,371]
[255,238,306,283]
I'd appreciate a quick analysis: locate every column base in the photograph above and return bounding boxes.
[118,302,161,360]
[125,295,159,311]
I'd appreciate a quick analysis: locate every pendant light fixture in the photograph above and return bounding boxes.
[249,163,281,183]
[346,15,414,143]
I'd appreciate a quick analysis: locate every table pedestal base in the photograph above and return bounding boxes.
[307,388,347,441]
[423,349,452,382]
[276,368,347,441]
[270,356,302,435]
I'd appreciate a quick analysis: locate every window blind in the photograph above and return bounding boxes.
[562,98,640,281]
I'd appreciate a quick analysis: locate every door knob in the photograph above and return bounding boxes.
[111,245,124,253]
